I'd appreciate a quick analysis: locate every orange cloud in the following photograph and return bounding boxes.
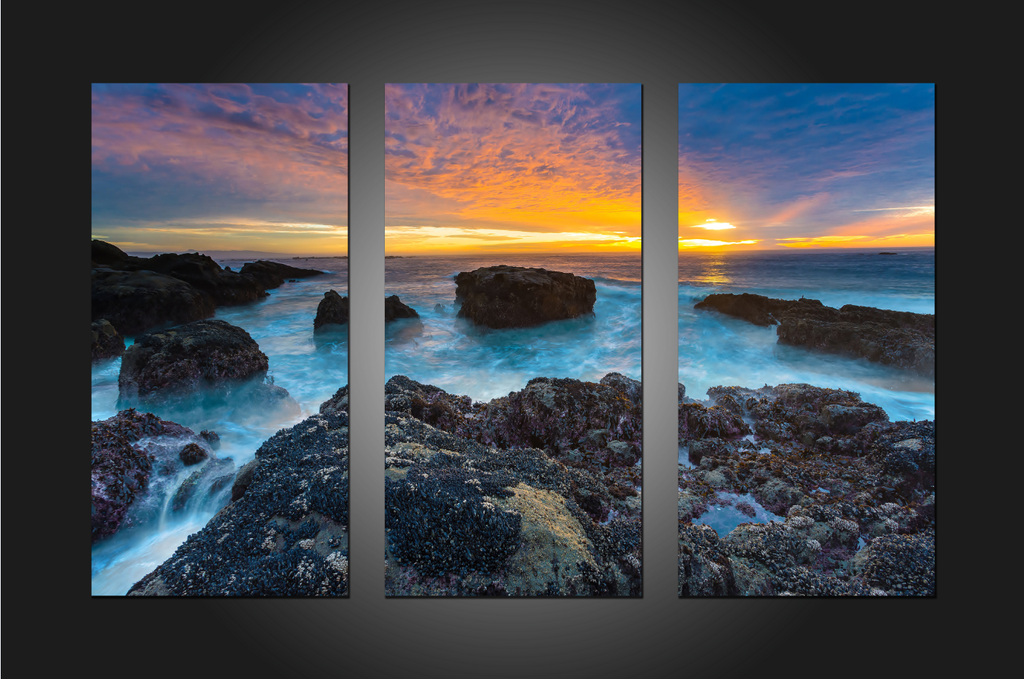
[385,84,641,253]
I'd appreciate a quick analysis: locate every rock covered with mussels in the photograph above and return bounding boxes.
[677,380,935,596]
[383,373,642,595]
[129,390,350,596]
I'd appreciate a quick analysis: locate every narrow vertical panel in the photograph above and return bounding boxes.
[383,83,643,596]
[676,84,935,596]
[90,83,350,596]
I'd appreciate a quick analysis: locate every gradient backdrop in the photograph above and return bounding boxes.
[17,1,953,676]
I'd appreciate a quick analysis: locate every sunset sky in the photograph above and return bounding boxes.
[678,84,934,250]
[91,83,348,256]
[385,83,641,254]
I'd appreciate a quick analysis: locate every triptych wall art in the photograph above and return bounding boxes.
[91,82,933,597]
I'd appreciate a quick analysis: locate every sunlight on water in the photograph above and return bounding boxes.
[91,257,349,595]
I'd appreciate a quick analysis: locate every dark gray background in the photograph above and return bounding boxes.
[15,1,953,675]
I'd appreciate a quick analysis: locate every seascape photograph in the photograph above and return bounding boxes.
[382,83,643,595]
[91,83,350,595]
[675,84,935,596]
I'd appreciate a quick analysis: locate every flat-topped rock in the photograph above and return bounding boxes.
[118,319,271,401]
[454,266,596,329]
[695,293,934,376]
[314,290,349,330]
[384,295,419,322]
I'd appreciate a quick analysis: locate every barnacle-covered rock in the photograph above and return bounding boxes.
[129,400,350,596]
[677,378,935,596]
[383,382,641,597]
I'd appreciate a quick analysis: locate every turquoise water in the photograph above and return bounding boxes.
[679,248,935,421]
[385,253,642,402]
[91,257,348,595]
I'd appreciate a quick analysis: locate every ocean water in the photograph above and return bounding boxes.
[678,247,935,422]
[91,257,348,595]
[385,253,642,402]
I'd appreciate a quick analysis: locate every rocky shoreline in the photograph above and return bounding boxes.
[678,381,935,596]
[91,240,324,337]
[127,389,351,596]
[694,292,935,377]
[384,373,642,596]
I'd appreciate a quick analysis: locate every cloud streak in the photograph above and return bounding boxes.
[678,84,934,249]
[385,83,641,253]
[92,83,348,255]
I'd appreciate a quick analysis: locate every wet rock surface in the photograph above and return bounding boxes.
[91,240,322,335]
[678,381,935,596]
[384,373,642,596]
[92,410,212,542]
[129,393,350,596]
[91,319,126,360]
[384,295,419,322]
[117,319,279,403]
[454,266,596,329]
[694,293,935,376]
[314,290,349,330]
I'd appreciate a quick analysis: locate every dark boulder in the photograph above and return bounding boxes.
[695,293,819,327]
[230,459,259,502]
[91,239,132,267]
[454,266,596,329]
[239,260,324,290]
[92,319,126,360]
[384,295,419,322]
[319,385,350,415]
[179,442,208,466]
[118,319,271,401]
[314,290,349,330]
[142,252,267,306]
[199,429,220,449]
[386,372,643,487]
[92,268,216,335]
